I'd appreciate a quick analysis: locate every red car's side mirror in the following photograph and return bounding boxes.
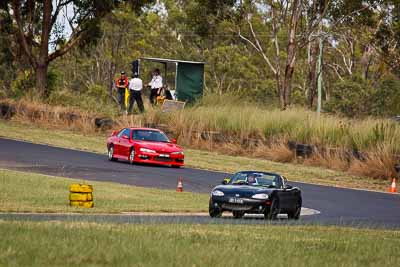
[170,138,177,144]
[122,134,129,140]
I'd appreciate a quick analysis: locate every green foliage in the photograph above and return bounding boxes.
[291,87,308,106]
[47,90,77,107]
[371,77,400,116]
[0,88,6,99]
[86,84,109,102]
[328,0,377,27]
[204,45,274,97]
[0,8,16,97]
[48,88,118,116]
[1,0,145,95]
[9,71,35,99]
[326,77,400,117]
[3,1,400,117]
[45,69,60,98]
[240,80,277,105]
[325,78,374,117]
[184,0,236,37]
[8,69,59,99]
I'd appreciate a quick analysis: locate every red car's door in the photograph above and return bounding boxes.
[119,129,132,158]
[114,128,129,157]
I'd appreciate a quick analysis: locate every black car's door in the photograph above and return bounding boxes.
[276,189,291,210]
[275,177,299,211]
[281,188,300,210]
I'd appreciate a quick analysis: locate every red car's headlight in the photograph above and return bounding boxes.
[139,148,156,153]
[171,151,184,155]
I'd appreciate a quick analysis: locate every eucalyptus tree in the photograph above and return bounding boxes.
[4,0,153,97]
[1,0,119,96]
[238,0,326,109]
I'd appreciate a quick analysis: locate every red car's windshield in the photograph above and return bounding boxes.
[132,130,170,143]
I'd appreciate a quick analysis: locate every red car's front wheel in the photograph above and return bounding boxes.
[129,148,135,164]
[108,145,117,161]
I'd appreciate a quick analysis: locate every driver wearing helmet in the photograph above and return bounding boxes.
[247,174,258,185]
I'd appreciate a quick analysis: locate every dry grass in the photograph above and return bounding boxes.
[2,98,161,134]
[253,142,295,163]
[5,98,97,133]
[213,142,244,156]
[304,149,350,172]
[186,140,295,163]
[349,146,398,179]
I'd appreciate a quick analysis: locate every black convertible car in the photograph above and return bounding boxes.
[209,171,302,219]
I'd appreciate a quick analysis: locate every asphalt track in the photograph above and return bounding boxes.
[1,138,400,228]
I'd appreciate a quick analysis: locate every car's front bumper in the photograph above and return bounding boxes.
[210,196,272,213]
[135,152,184,166]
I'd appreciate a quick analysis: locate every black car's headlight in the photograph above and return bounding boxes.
[211,190,224,196]
[252,193,269,200]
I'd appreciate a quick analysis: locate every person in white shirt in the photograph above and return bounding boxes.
[148,68,163,105]
[128,73,144,113]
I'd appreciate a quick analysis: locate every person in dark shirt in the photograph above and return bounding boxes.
[115,71,129,112]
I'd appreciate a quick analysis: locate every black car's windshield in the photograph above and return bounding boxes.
[229,172,281,188]
[133,130,170,142]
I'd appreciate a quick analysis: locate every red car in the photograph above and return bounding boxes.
[106,127,184,167]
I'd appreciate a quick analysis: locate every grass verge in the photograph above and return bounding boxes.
[1,221,399,267]
[0,169,208,213]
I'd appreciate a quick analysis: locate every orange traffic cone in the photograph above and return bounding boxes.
[390,178,397,193]
[176,177,183,192]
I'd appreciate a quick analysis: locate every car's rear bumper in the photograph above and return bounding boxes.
[135,152,184,167]
[210,196,271,213]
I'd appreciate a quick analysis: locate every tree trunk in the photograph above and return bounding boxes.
[283,58,295,108]
[35,0,51,97]
[35,63,48,97]
[108,61,116,98]
[276,72,285,110]
[360,44,373,80]
[308,41,318,108]
[282,0,302,109]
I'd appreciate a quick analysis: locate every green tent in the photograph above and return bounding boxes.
[132,57,205,103]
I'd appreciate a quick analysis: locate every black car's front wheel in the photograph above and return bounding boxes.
[287,199,302,220]
[265,198,280,220]
[232,211,245,219]
[209,201,222,218]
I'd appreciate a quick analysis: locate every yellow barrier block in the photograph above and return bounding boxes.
[69,183,94,208]
[70,201,94,208]
[69,183,93,193]
[69,193,93,202]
